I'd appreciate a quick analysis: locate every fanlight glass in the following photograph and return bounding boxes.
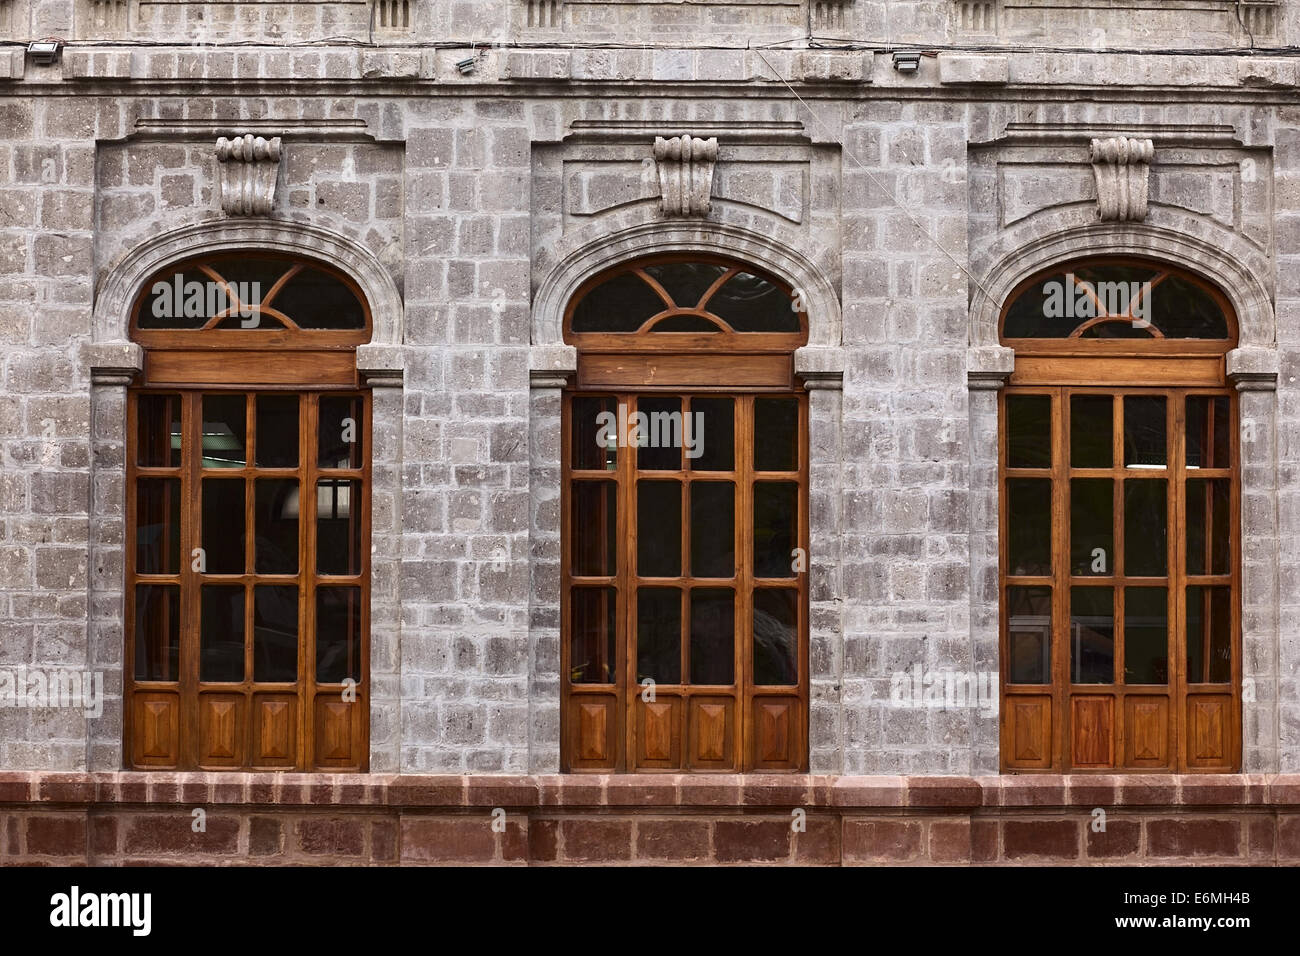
[1001,260,1229,340]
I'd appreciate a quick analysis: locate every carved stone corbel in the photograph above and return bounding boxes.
[653,134,718,217]
[1089,137,1153,222]
[216,134,283,216]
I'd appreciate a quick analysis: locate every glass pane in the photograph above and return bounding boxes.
[137,267,216,330]
[318,395,363,469]
[1070,479,1113,576]
[1124,396,1166,468]
[1124,480,1167,576]
[1186,586,1232,684]
[255,394,299,468]
[1070,395,1112,468]
[316,587,362,684]
[317,479,362,576]
[570,272,668,332]
[136,394,181,467]
[705,271,800,332]
[653,314,721,332]
[201,478,245,574]
[636,587,681,685]
[1007,586,1051,684]
[202,394,247,468]
[637,481,680,577]
[753,481,797,579]
[1071,586,1114,684]
[255,479,299,575]
[689,398,733,471]
[690,482,734,578]
[1148,275,1229,338]
[267,266,366,330]
[136,477,180,574]
[200,585,245,683]
[572,396,618,471]
[690,588,735,684]
[570,587,616,684]
[643,262,728,309]
[754,398,798,472]
[571,481,616,576]
[1003,272,1070,338]
[1186,396,1231,470]
[1186,478,1231,576]
[1006,478,1051,576]
[253,585,298,682]
[753,588,797,685]
[1124,587,1168,684]
[636,397,682,471]
[1006,395,1051,468]
[134,584,179,681]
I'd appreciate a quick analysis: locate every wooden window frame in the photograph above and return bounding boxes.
[998,259,1241,773]
[560,254,811,773]
[124,251,373,772]
[561,390,810,772]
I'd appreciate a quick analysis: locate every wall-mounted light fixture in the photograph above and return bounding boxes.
[891,51,921,74]
[456,56,477,75]
[26,39,63,65]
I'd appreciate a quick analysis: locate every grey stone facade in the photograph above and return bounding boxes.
[0,0,1296,775]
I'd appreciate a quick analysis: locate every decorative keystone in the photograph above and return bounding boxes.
[653,134,719,217]
[215,134,282,217]
[1090,137,1154,222]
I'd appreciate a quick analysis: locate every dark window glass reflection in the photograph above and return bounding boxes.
[318,395,363,469]
[754,398,798,472]
[253,585,298,682]
[690,588,734,685]
[1070,395,1112,468]
[572,396,618,471]
[636,397,682,471]
[316,479,361,576]
[1071,586,1114,684]
[636,587,681,685]
[1186,586,1232,684]
[1008,586,1051,684]
[316,587,362,684]
[690,482,734,578]
[753,589,797,685]
[570,587,616,684]
[202,394,247,468]
[1006,395,1051,468]
[637,481,680,577]
[1186,478,1230,576]
[1124,587,1168,684]
[136,394,181,467]
[255,394,298,468]
[255,479,299,575]
[689,398,733,471]
[753,481,797,578]
[200,585,245,683]
[1185,396,1231,470]
[1124,396,1166,468]
[1007,478,1051,576]
[134,584,179,681]
[136,477,181,574]
[571,481,616,576]
[1124,480,1167,576]
[1070,479,1113,576]
[202,479,245,574]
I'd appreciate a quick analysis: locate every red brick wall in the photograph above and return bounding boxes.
[2,772,1298,865]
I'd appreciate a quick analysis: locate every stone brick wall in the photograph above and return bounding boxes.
[0,2,1297,786]
[3,772,1298,864]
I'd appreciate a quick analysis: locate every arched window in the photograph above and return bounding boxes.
[561,254,809,772]
[998,256,1239,773]
[125,252,370,771]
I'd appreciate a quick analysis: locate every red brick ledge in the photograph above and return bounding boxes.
[2,771,1297,810]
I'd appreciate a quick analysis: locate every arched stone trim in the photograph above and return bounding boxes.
[90,218,404,356]
[970,214,1274,351]
[531,217,843,364]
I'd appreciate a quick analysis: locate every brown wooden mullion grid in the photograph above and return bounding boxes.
[1000,385,1240,772]
[561,391,809,772]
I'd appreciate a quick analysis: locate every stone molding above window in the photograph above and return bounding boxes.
[951,0,1279,47]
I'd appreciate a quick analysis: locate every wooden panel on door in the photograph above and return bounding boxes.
[1071,695,1115,768]
[251,694,298,768]
[196,693,245,768]
[568,695,617,770]
[750,696,800,770]
[634,695,681,770]
[1004,695,1053,769]
[314,694,361,768]
[1123,696,1169,768]
[1186,694,1233,769]
[132,692,180,767]
[687,696,735,770]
